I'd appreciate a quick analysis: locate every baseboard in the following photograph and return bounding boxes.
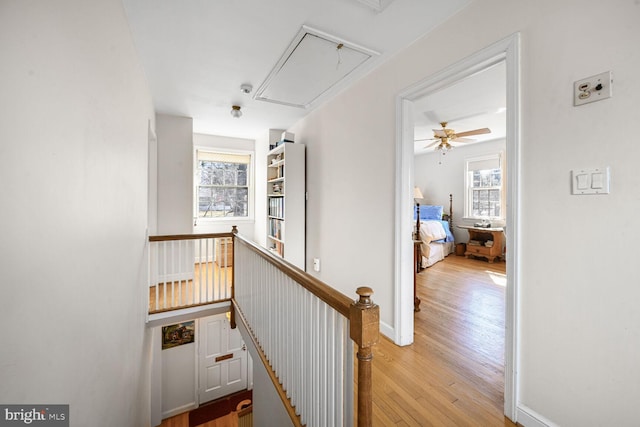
[517,404,558,427]
[162,401,197,420]
[379,320,416,346]
[379,320,394,342]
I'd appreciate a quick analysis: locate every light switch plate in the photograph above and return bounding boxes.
[571,167,610,195]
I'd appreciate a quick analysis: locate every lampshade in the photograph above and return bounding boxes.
[230,105,242,118]
[413,187,424,200]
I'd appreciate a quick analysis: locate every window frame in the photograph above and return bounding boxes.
[193,147,255,224]
[463,152,505,220]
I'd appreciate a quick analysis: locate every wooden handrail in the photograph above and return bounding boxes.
[232,300,304,427]
[149,232,235,242]
[233,232,353,318]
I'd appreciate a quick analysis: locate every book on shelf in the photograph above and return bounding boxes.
[268,218,283,240]
[268,197,284,218]
[275,139,294,148]
[269,241,284,257]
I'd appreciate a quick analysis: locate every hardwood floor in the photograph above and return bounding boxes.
[149,262,232,313]
[157,254,515,426]
[158,412,232,427]
[371,254,515,426]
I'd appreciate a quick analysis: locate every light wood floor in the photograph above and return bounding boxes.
[159,412,232,427]
[371,254,515,426]
[149,262,232,313]
[159,255,515,427]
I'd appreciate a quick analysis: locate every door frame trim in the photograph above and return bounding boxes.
[393,32,521,420]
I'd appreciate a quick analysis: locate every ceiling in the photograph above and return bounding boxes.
[122,0,471,140]
[413,61,506,155]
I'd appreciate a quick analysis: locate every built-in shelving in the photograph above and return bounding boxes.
[266,142,305,269]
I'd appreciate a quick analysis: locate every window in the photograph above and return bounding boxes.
[195,150,251,219]
[465,154,503,219]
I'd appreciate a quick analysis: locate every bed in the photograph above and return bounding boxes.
[414,194,455,269]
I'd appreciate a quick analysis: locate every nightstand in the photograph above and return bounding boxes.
[457,225,503,263]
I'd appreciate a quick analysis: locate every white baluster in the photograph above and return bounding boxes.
[162,241,167,310]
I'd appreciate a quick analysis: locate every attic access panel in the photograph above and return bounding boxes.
[255,26,379,109]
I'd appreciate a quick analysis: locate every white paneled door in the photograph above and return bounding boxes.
[198,314,247,404]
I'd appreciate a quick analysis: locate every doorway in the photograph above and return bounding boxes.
[393,33,520,420]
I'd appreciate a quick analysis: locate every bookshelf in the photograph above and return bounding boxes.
[266,142,305,269]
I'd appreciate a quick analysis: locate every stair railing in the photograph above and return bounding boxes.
[148,232,234,313]
[231,227,379,427]
[147,227,379,426]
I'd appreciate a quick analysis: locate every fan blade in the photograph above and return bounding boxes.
[424,140,441,149]
[432,129,448,138]
[451,137,475,143]
[454,127,491,138]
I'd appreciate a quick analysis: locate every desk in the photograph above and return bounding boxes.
[457,225,503,263]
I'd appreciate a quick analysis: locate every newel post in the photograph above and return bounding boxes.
[350,286,379,426]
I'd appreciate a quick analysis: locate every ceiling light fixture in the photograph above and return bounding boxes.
[230,105,242,118]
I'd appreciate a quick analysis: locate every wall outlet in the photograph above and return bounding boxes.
[574,71,612,106]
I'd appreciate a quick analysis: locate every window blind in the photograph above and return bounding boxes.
[467,155,500,172]
[197,150,250,164]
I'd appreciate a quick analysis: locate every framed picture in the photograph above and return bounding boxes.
[162,321,195,350]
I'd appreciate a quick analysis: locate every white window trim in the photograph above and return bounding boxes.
[193,146,255,224]
[463,152,505,220]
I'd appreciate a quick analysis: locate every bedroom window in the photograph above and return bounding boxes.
[195,150,252,220]
[465,154,503,219]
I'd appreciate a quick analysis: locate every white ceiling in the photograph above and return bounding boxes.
[413,61,506,155]
[254,25,379,108]
[122,0,471,140]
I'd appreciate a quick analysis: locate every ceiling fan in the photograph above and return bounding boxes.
[419,122,491,151]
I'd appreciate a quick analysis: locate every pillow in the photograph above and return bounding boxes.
[414,204,443,220]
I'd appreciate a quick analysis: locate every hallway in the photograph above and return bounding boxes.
[372,255,513,425]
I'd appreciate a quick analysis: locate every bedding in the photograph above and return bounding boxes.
[421,239,455,268]
[419,220,446,244]
[416,218,455,268]
[414,204,443,221]
[413,195,455,269]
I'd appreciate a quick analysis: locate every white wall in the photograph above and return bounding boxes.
[289,0,640,425]
[414,139,506,242]
[0,1,155,426]
[161,337,197,418]
[193,133,256,239]
[157,114,194,235]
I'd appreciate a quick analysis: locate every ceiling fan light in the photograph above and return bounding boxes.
[436,142,451,152]
[230,105,242,118]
